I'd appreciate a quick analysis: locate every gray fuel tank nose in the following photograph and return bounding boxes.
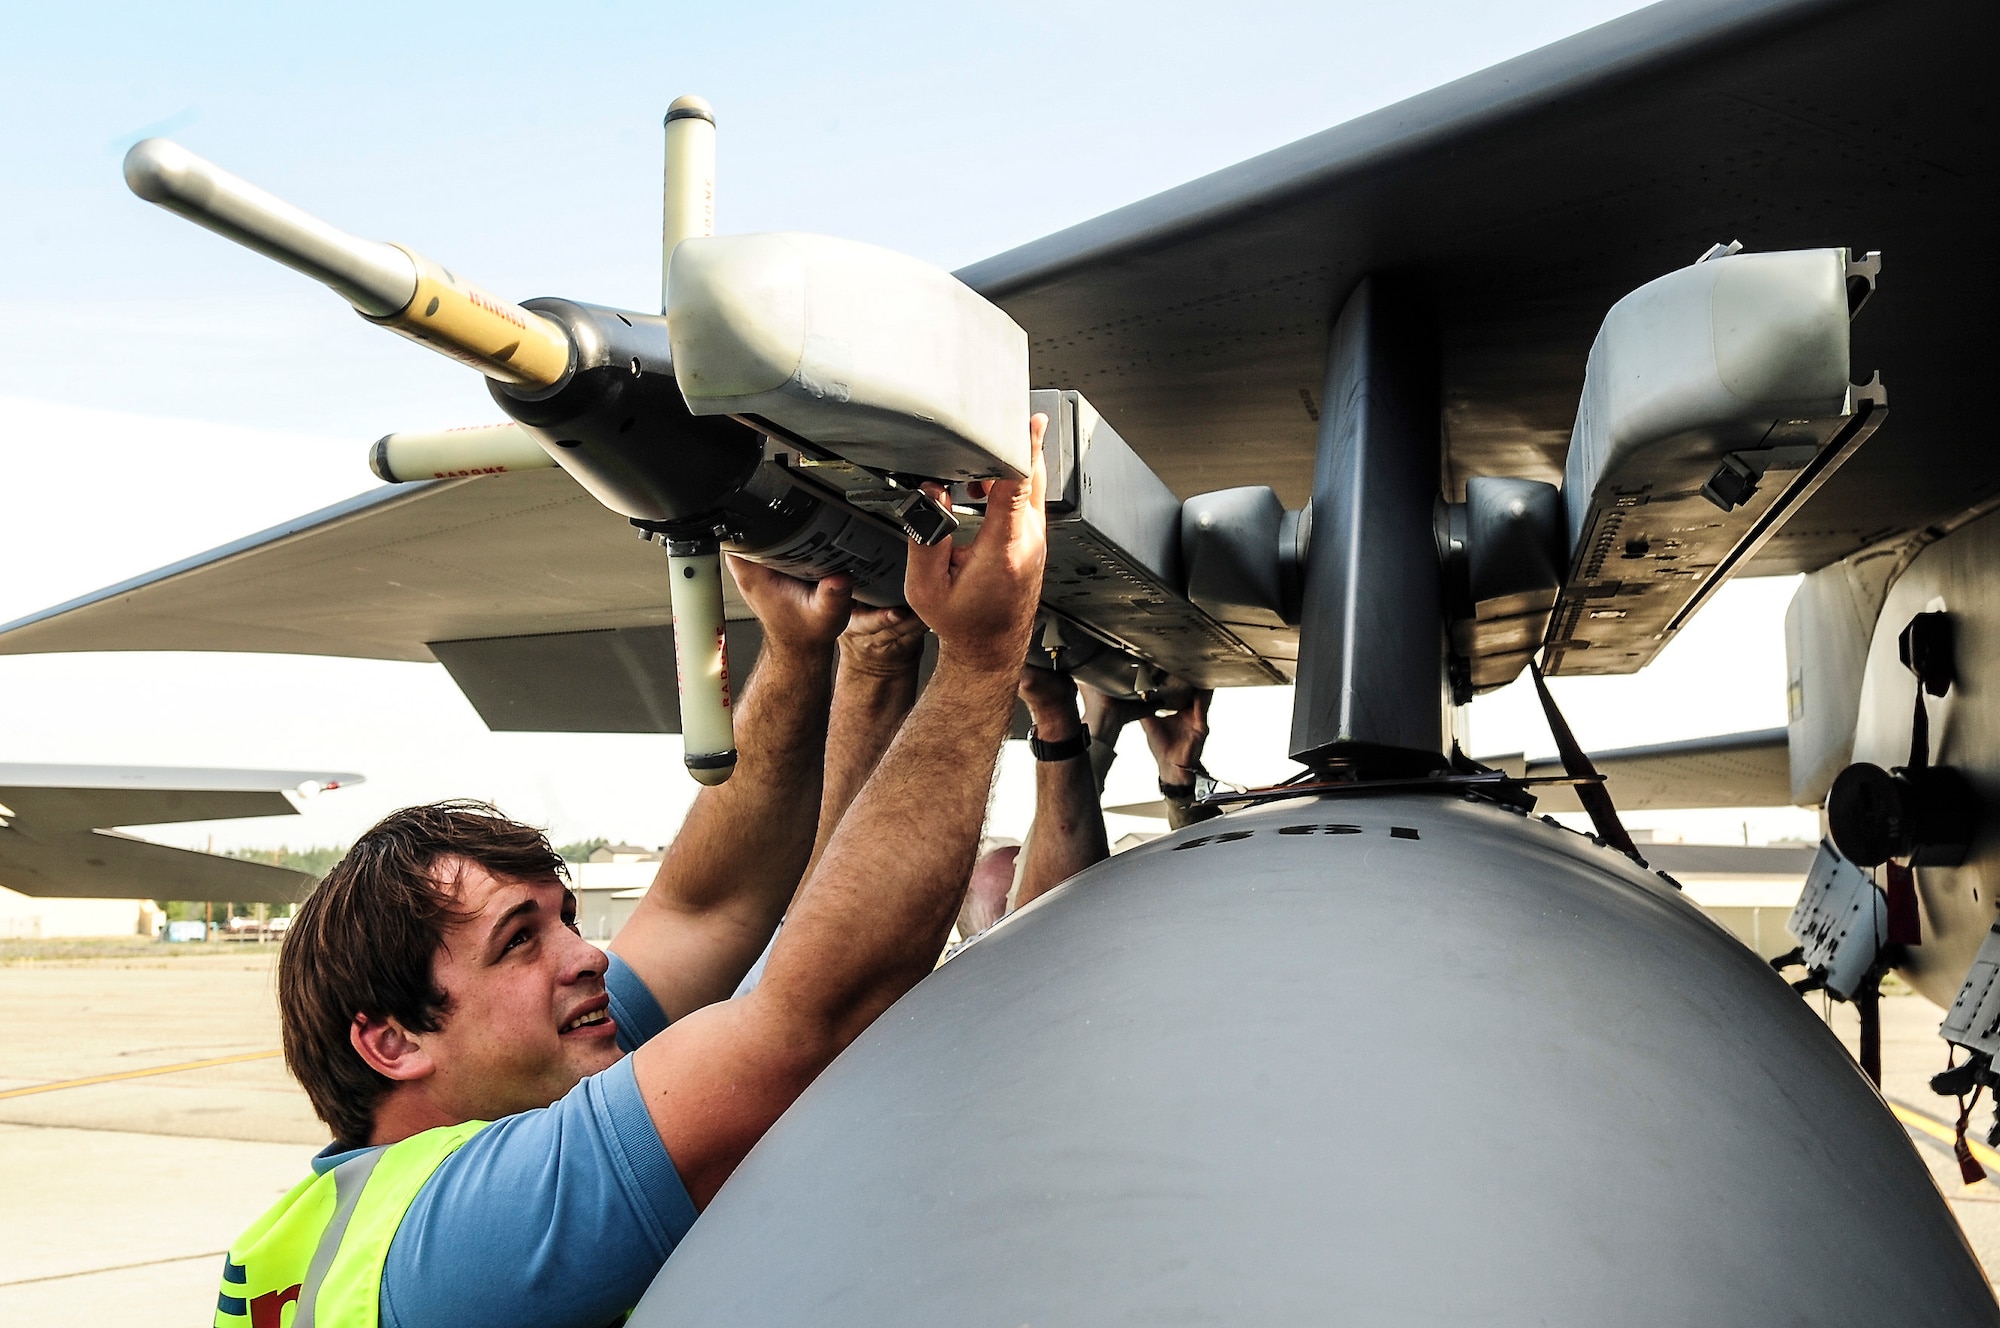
[635,793,1995,1326]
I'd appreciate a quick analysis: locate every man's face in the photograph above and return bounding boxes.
[418,859,623,1121]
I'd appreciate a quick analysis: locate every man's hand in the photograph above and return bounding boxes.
[959,844,1019,937]
[727,557,854,653]
[906,415,1048,673]
[805,604,930,875]
[838,605,928,679]
[1018,664,1081,741]
[1080,686,1149,748]
[1143,688,1214,786]
[1012,660,1112,909]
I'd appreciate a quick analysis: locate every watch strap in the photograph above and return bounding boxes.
[1029,726,1092,762]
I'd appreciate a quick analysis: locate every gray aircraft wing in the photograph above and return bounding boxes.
[962,0,1990,569]
[0,469,759,661]
[1482,727,1793,813]
[0,764,363,901]
[0,469,773,733]
[0,0,1987,726]
[1107,727,1793,820]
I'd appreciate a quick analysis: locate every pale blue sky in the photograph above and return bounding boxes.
[2,0,1655,435]
[1,0,1818,853]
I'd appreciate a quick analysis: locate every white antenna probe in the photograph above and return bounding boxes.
[659,94,736,786]
[662,95,717,314]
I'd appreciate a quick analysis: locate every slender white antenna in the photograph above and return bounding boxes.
[661,94,716,314]
[658,94,735,785]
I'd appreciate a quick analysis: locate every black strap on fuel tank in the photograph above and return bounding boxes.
[1887,611,1953,944]
[1900,610,1955,771]
[1529,658,1644,866]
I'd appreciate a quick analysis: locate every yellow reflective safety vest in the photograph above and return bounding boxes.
[215,1121,488,1328]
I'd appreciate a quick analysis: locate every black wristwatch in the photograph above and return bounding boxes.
[1028,725,1092,762]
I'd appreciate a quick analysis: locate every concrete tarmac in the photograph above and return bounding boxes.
[0,947,323,1323]
[1,942,1996,1323]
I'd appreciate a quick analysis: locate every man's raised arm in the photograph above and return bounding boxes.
[807,606,928,877]
[1011,667,1111,910]
[609,567,852,1021]
[632,416,1049,1207]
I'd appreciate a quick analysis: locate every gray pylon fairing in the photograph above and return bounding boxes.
[635,792,1993,1324]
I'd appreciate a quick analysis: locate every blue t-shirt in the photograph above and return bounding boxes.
[308,951,695,1328]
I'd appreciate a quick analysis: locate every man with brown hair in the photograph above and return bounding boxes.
[217,426,1047,1328]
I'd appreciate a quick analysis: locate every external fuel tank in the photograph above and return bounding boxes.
[633,791,1994,1325]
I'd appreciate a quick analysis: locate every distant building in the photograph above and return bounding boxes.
[588,844,663,864]
[0,884,159,939]
[569,859,661,940]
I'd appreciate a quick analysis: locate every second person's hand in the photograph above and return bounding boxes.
[727,557,856,654]
[838,605,929,680]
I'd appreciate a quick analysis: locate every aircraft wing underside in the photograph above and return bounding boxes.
[0,0,1989,728]
[0,470,753,662]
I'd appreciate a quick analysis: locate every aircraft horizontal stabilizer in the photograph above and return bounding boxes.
[0,830,313,903]
[0,764,362,901]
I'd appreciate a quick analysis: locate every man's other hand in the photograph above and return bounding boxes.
[959,844,1018,937]
[1080,685,1149,746]
[906,414,1048,671]
[727,557,854,653]
[1143,687,1214,785]
[838,605,928,680]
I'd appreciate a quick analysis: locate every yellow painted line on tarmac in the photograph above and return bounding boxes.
[1891,1101,2000,1174]
[0,1049,280,1100]
[0,1250,227,1288]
